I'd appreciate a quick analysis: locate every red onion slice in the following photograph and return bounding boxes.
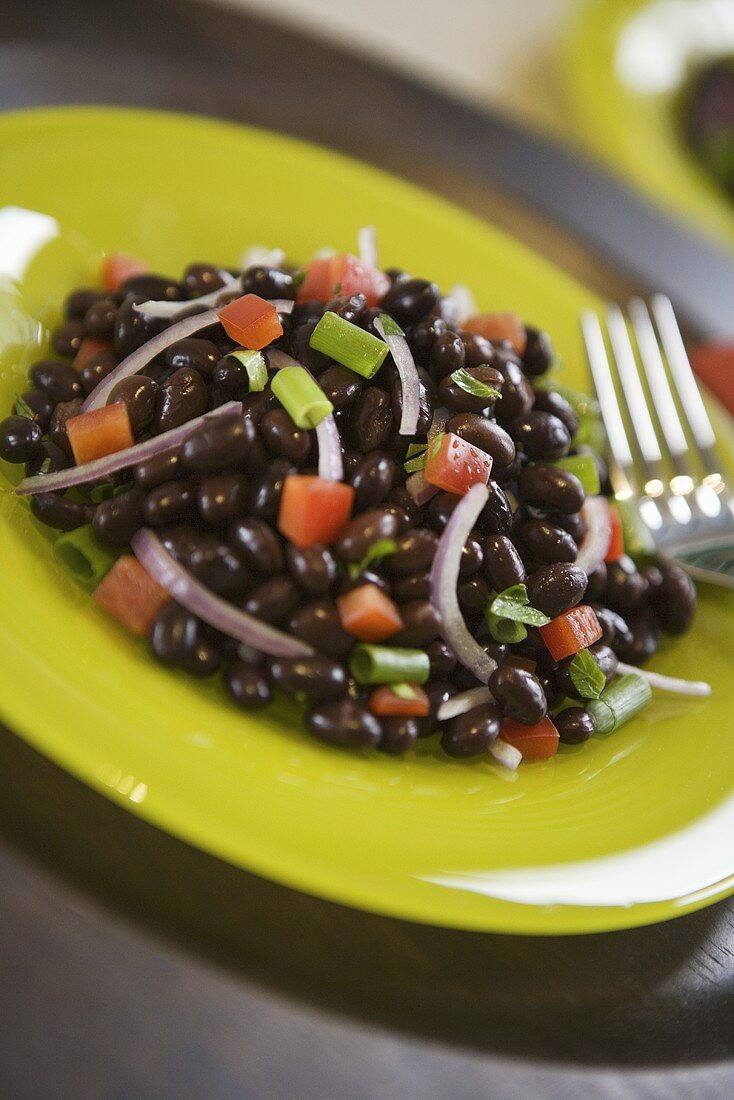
[430,482,498,683]
[358,225,378,268]
[576,495,612,576]
[16,402,242,496]
[83,308,220,412]
[131,529,314,657]
[437,685,493,721]
[133,273,241,319]
[490,739,522,771]
[405,469,439,506]
[375,317,420,436]
[267,349,344,481]
[616,663,712,697]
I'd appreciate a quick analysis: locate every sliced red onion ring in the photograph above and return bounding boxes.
[375,317,420,436]
[405,469,438,506]
[576,495,612,576]
[358,224,378,268]
[437,685,493,721]
[490,739,522,771]
[16,402,242,496]
[267,348,344,481]
[430,482,498,683]
[83,308,220,412]
[133,272,241,319]
[616,663,712,697]
[131,529,314,657]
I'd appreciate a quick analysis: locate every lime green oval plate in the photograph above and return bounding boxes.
[1,107,733,935]
[560,0,734,250]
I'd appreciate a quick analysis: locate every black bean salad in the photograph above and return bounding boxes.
[0,234,710,768]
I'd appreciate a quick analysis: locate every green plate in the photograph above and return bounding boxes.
[560,0,734,249]
[1,107,733,935]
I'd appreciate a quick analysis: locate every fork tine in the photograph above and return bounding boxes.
[628,298,690,462]
[605,305,662,467]
[581,311,634,487]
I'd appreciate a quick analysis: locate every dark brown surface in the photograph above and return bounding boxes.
[0,3,733,1097]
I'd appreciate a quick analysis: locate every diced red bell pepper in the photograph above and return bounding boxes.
[464,311,527,355]
[605,503,624,563]
[93,555,171,636]
[539,605,602,661]
[66,403,135,466]
[336,583,404,642]
[72,338,111,372]
[296,253,390,308]
[689,342,734,417]
[368,683,430,718]
[100,253,149,292]
[278,475,354,548]
[500,716,560,761]
[218,293,283,350]
[424,432,493,495]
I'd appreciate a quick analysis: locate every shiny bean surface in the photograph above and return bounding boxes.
[527,562,587,618]
[17,390,54,432]
[52,320,85,358]
[318,365,363,409]
[441,704,501,757]
[183,415,260,473]
[286,544,337,595]
[428,331,465,382]
[110,376,158,435]
[25,441,69,477]
[267,655,347,700]
[652,564,696,634]
[335,508,402,563]
[349,451,396,512]
[603,556,649,613]
[114,297,165,358]
[438,365,503,412]
[30,492,88,531]
[142,480,197,526]
[510,411,571,460]
[477,481,513,535]
[224,660,272,709]
[306,700,382,748]
[243,575,300,623]
[29,360,82,403]
[0,414,43,463]
[517,465,584,514]
[532,388,579,437]
[183,263,228,298]
[493,359,534,424]
[482,534,526,591]
[519,520,578,565]
[408,315,447,362]
[152,367,207,434]
[380,278,439,326]
[457,577,491,623]
[241,265,296,300]
[196,474,246,526]
[555,706,595,744]
[150,603,221,676]
[384,528,439,575]
[522,327,553,377]
[165,337,220,376]
[391,600,441,646]
[83,296,117,340]
[134,450,183,490]
[489,666,547,724]
[260,409,311,464]
[79,350,119,396]
[379,718,419,755]
[48,399,84,457]
[616,610,661,666]
[65,288,103,320]
[229,517,284,576]
[92,488,144,547]
[288,601,354,657]
[425,641,457,679]
[348,388,393,452]
[446,413,516,467]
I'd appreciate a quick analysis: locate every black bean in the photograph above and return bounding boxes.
[182,263,227,298]
[165,337,220,377]
[348,388,393,452]
[152,367,207,435]
[386,486,420,527]
[83,296,117,340]
[142,480,197,526]
[241,265,296,300]
[532,388,579,437]
[390,370,433,435]
[16,390,54,432]
[428,331,465,382]
[183,414,261,474]
[477,481,513,535]
[522,327,553,377]
[337,569,391,597]
[197,474,246,526]
[493,359,534,424]
[482,534,526,591]
[446,413,516,468]
[229,517,284,576]
[52,319,85,358]
[408,315,447,362]
[458,576,491,624]
[425,491,459,533]
[133,450,183,490]
[260,408,311,464]
[107,376,157,436]
[29,360,82,403]
[651,563,696,634]
[335,508,403,563]
[603,555,649,613]
[639,562,664,594]
[0,414,43,463]
[150,603,221,676]
[92,488,144,547]
[585,563,608,601]
[120,274,184,301]
[306,700,382,748]
[290,319,331,373]
[25,441,69,478]
[590,642,618,682]
[511,411,571,460]
[555,706,595,744]
[224,660,272,709]
[243,575,300,622]
[459,331,496,367]
[615,609,660,666]
[517,464,584,514]
[114,296,166,358]
[379,718,419,755]
[555,643,617,698]
[553,510,587,543]
[459,536,484,578]
[30,492,88,531]
[489,665,547,724]
[438,365,504,413]
[518,520,578,565]
[391,600,441,646]
[318,365,363,410]
[592,605,633,650]
[288,600,354,658]
[267,655,347,700]
[425,642,457,679]
[384,528,439,575]
[527,563,587,618]
[211,356,250,400]
[79,349,119,396]
[324,293,367,325]
[65,288,104,320]
[441,704,501,757]
[381,278,439,326]
[348,451,396,512]
[286,544,337,595]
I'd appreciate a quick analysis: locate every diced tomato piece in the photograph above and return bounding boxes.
[368,683,430,718]
[100,253,149,292]
[424,432,493,495]
[689,342,734,416]
[605,503,624,562]
[278,475,354,548]
[500,717,559,761]
[218,293,283,350]
[337,583,404,642]
[92,554,171,636]
[539,605,602,661]
[296,253,389,308]
[464,311,527,355]
[72,338,111,372]
[66,403,135,466]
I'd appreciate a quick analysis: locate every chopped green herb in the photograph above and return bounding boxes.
[347,537,398,579]
[391,682,420,700]
[13,393,35,420]
[309,311,389,378]
[292,270,307,292]
[350,644,430,685]
[449,368,501,401]
[53,525,120,586]
[227,348,268,392]
[486,614,527,644]
[586,674,652,734]
[403,444,427,473]
[39,457,51,475]
[271,365,333,428]
[487,584,551,627]
[569,648,606,699]
[378,313,404,337]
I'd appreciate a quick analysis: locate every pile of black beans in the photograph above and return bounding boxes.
[0,260,697,758]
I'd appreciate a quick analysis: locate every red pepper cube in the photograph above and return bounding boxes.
[93,555,171,637]
[296,253,390,308]
[424,432,493,495]
[464,311,527,355]
[368,683,430,718]
[278,475,354,548]
[100,253,149,292]
[66,403,135,466]
[218,293,283,350]
[605,504,624,563]
[500,716,560,761]
[73,337,111,372]
[337,583,404,642]
[538,605,603,662]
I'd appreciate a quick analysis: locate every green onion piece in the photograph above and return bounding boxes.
[551,454,601,495]
[378,313,404,337]
[487,584,550,627]
[53,525,121,586]
[586,673,653,734]
[449,368,501,401]
[309,311,389,379]
[391,682,420,700]
[347,537,398,579]
[270,365,334,428]
[569,648,606,699]
[403,447,427,473]
[38,457,51,475]
[13,393,35,419]
[349,645,430,685]
[90,482,116,504]
[486,612,528,645]
[227,348,268,392]
[292,269,307,292]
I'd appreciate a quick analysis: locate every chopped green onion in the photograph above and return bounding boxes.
[403,444,428,473]
[292,269,307,292]
[487,584,550,627]
[569,648,605,699]
[378,313,404,337]
[53,525,120,586]
[405,442,427,458]
[270,365,334,428]
[349,644,430,685]
[391,682,420,700]
[449,368,501,401]
[227,348,268,392]
[310,311,389,378]
[38,457,51,475]
[550,454,601,495]
[347,537,398,579]
[13,393,35,419]
[486,613,528,645]
[90,482,116,504]
[586,673,653,734]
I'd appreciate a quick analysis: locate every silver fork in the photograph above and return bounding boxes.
[581,294,734,588]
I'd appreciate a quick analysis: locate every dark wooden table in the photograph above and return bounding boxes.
[0,3,733,1096]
